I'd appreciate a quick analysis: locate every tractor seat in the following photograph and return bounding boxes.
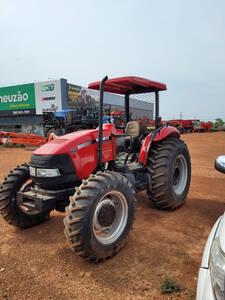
[124,121,142,151]
[114,121,142,153]
[125,121,141,137]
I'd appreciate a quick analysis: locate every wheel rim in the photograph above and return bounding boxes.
[172,154,188,195]
[92,190,128,245]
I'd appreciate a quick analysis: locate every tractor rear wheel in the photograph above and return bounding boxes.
[64,171,135,262]
[0,164,50,228]
[147,138,191,210]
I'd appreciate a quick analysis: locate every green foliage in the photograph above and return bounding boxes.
[210,118,224,131]
[185,288,196,299]
[210,127,218,132]
[160,276,196,299]
[161,276,182,294]
[214,118,224,128]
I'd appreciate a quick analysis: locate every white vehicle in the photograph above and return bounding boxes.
[197,155,225,300]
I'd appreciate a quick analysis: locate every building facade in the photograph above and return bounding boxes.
[0,79,153,135]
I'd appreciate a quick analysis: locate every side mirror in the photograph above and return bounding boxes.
[215,155,225,174]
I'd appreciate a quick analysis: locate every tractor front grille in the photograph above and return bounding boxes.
[29,154,79,189]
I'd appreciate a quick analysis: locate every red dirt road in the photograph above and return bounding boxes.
[1,132,225,299]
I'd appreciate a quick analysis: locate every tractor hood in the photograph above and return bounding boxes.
[31,124,119,181]
[33,124,119,156]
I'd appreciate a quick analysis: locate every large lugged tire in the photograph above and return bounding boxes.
[64,171,136,262]
[46,128,62,139]
[0,164,50,228]
[147,138,191,210]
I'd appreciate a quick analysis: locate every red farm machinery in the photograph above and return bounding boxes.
[0,76,191,262]
[168,119,199,133]
[168,120,212,134]
[0,131,47,147]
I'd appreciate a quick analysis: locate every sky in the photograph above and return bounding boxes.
[1,0,225,121]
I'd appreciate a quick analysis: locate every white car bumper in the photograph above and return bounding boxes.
[196,217,222,300]
[196,268,215,300]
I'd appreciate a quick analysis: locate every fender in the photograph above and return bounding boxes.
[139,126,180,165]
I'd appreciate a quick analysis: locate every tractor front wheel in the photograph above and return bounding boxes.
[147,138,191,210]
[46,128,62,139]
[64,171,136,262]
[0,164,50,228]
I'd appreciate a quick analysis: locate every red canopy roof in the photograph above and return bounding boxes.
[88,76,167,95]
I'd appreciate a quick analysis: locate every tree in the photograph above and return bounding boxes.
[214,118,224,128]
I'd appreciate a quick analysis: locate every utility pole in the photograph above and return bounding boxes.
[180,112,182,119]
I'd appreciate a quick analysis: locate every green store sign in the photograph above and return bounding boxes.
[0,83,36,116]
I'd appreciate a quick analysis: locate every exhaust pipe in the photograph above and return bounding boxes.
[98,75,108,167]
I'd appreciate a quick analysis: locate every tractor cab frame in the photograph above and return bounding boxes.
[88,75,167,168]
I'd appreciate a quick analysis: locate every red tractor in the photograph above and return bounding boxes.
[0,76,191,262]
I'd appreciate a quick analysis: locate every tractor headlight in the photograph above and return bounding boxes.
[210,237,225,299]
[36,168,61,177]
[29,166,61,177]
[29,166,36,176]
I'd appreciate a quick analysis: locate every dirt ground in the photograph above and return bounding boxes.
[1,132,225,299]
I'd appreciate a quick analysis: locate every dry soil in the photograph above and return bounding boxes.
[1,132,225,299]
